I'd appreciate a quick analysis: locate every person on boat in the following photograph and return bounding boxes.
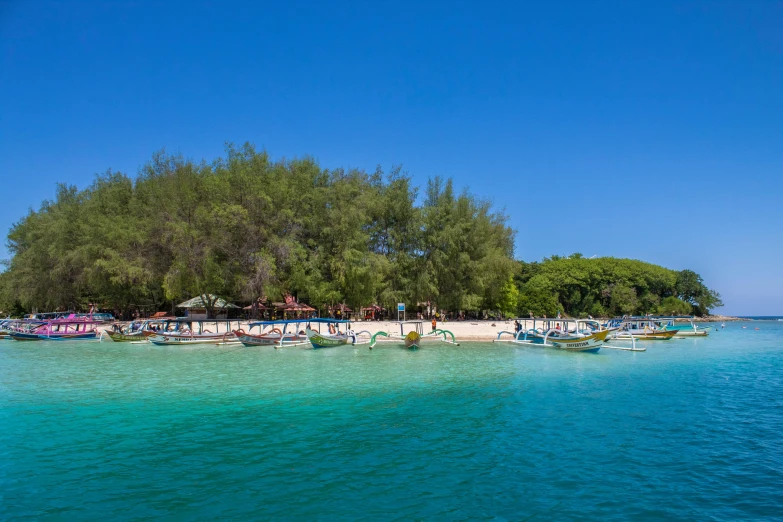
[514,320,521,333]
[328,323,336,335]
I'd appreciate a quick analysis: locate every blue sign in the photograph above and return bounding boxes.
[397,303,405,312]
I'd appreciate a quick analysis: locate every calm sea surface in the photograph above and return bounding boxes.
[2,322,782,520]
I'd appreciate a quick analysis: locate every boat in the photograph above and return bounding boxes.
[104,318,175,342]
[657,316,710,337]
[142,318,244,345]
[495,317,612,353]
[0,319,20,339]
[233,319,312,348]
[305,319,371,349]
[7,315,101,341]
[369,321,459,350]
[604,316,679,340]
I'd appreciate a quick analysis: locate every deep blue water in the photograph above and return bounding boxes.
[1,322,782,520]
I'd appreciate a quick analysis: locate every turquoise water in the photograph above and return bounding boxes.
[2,322,782,520]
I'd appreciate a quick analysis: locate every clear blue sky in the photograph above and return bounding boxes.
[1,1,781,315]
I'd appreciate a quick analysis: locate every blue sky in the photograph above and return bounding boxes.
[1,1,781,315]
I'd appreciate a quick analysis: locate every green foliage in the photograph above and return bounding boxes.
[676,270,723,315]
[516,275,561,317]
[495,276,519,318]
[0,145,722,318]
[658,296,693,316]
[609,284,638,315]
[515,257,721,317]
[0,145,515,317]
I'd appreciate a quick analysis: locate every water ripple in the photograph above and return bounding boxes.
[1,323,782,519]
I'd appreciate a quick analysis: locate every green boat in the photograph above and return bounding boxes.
[304,319,371,349]
[104,318,174,342]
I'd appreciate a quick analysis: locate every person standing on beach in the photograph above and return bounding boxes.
[431,318,437,331]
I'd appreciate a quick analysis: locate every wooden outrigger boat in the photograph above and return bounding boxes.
[233,319,371,349]
[142,318,244,346]
[495,317,614,353]
[0,319,19,339]
[369,321,459,350]
[305,319,371,349]
[105,318,175,342]
[8,315,101,341]
[657,316,710,337]
[605,316,679,341]
[233,319,311,348]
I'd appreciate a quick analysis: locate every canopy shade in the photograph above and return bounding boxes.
[330,303,353,312]
[176,295,240,309]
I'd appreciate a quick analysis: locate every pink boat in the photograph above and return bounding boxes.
[9,314,101,341]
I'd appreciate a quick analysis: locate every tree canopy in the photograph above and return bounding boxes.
[0,145,515,317]
[0,145,723,318]
[514,256,723,317]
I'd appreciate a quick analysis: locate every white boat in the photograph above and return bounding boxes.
[234,319,315,348]
[605,316,679,340]
[143,318,244,345]
[656,316,710,337]
[495,317,631,352]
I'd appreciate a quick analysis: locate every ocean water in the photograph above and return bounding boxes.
[1,322,782,520]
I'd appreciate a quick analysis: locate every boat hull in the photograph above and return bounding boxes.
[143,331,237,345]
[404,331,421,350]
[9,331,97,341]
[548,329,608,352]
[634,331,678,340]
[107,331,147,342]
[233,329,308,347]
[306,329,351,349]
[668,330,708,337]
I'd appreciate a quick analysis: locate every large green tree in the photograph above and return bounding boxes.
[0,145,520,318]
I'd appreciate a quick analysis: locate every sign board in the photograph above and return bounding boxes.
[397,303,405,312]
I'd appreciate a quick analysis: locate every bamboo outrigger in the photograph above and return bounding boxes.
[656,316,710,337]
[142,318,244,345]
[104,317,175,342]
[234,319,371,349]
[369,321,459,350]
[495,317,643,352]
[605,316,679,341]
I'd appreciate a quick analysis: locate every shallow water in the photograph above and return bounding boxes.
[1,322,782,520]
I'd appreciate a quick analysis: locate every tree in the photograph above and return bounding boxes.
[0,145,723,319]
[516,275,560,317]
[609,284,638,315]
[0,145,524,319]
[658,296,692,315]
[496,276,519,318]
